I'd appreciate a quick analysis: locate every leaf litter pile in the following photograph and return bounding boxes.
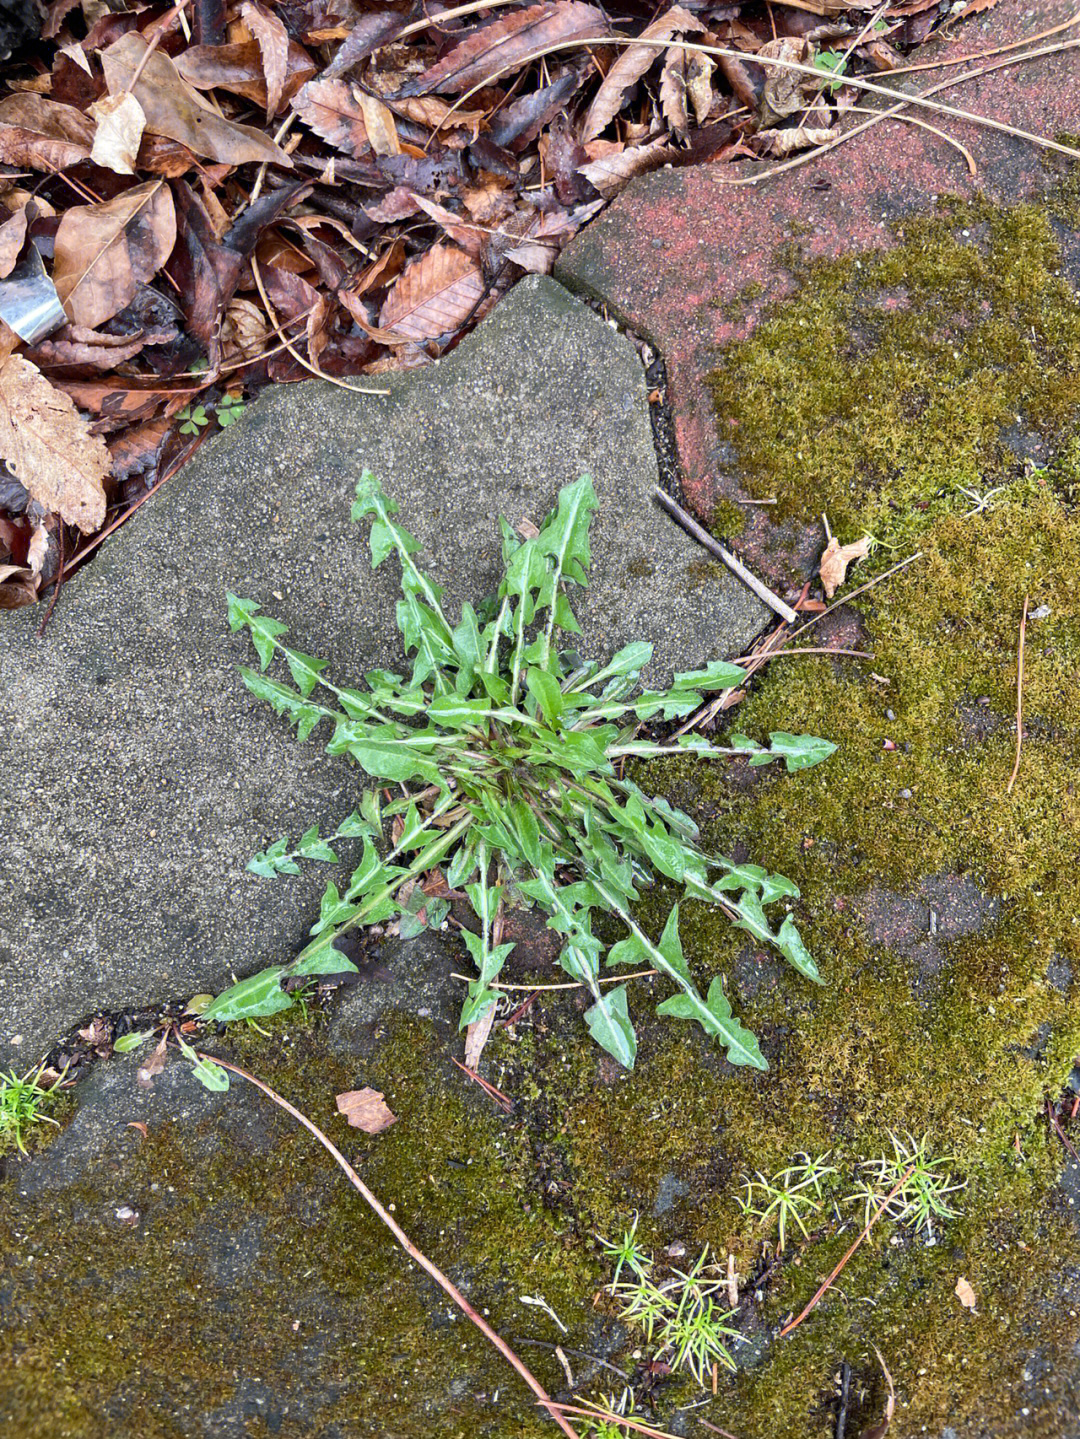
[0,0,1000,611]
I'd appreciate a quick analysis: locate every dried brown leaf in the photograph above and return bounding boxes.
[660,47,689,138]
[336,1086,396,1133]
[465,1008,496,1070]
[88,91,146,176]
[752,123,833,158]
[0,93,94,170]
[859,1345,896,1439]
[954,1276,977,1310]
[758,37,817,125]
[356,90,400,156]
[819,534,870,598]
[241,0,290,119]
[379,242,484,341]
[291,78,369,158]
[27,523,50,576]
[0,208,27,280]
[403,2,607,97]
[101,32,292,167]
[53,180,177,330]
[0,355,109,531]
[685,51,715,126]
[176,41,316,110]
[389,95,485,132]
[581,5,703,142]
[577,136,672,199]
[718,51,761,111]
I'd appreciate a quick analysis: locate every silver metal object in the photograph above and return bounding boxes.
[0,240,66,343]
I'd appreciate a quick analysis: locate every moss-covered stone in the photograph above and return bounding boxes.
[4,194,1080,1439]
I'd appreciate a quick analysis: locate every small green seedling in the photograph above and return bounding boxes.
[613,1244,742,1385]
[813,49,848,92]
[738,1151,837,1251]
[210,474,835,1070]
[597,1213,651,1287]
[178,403,209,435]
[0,1067,61,1154]
[216,393,246,427]
[850,1131,966,1239]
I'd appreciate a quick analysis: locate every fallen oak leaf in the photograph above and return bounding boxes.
[101,32,293,168]
[0,93,94,170]
[0,354,109,531]
[819,534,871,598]
[336,1086,396,1133]
[88,91,146,176]
[378,242,484,342]
[53,179,177,330]
[577,136,673,199]
[954,1276,977,1310]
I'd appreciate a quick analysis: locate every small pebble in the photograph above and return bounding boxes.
[886,709,896,721]
[900,788,913,800]
[114,1205,139,1226]
[1030,604,1051,620]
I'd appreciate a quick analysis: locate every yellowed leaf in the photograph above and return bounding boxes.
[356,90,400,156]
[379,243,484,342]
[955,1276,977,1310]
[88,91,146,176]
[0,355,109,532]
[819,534,871,598]
[336,1087,397,1134]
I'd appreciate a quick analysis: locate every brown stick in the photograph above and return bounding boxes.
[778,1165,915,1337]
[1007,594,1029,794]
[652,486,799,625]
[197,1052,579,1439]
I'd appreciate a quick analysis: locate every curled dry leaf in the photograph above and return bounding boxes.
[465,1007,497,1070]
[578,136,672,199]
[88,91,147,176]
[240,0,291,119]
[581,4,703,142]
[0,355,109,531]
[53,179,177,330]
[954,1276,977,1310]
[757,37,818,126]
[402,2,608,97]
[291,78,369,158]
[336,1086,397,1133]
[101,32,293,168]
[819,534,871,598]
[686,52,716,126]
[753,123,833,158]
[0,93,94,170]
[379,242,484,342]
[660,47,690,139]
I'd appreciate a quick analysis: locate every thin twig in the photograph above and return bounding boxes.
[514,1336,630,1382]
[886,6,1080,74]
[548,1402,685,1439]
[843,104,978,177]
[729,646,872,663]
[1006,594,1028,794]
[1047,1097,1080,1164]
[778,1164,915,1337]
[450,968,658,993]
[195,1052,578,1439]
[652,486,798,625]
[251,257,391,397]
[451,1055,514,1112]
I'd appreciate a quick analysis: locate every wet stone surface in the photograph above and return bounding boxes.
[0,273,766,1066]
